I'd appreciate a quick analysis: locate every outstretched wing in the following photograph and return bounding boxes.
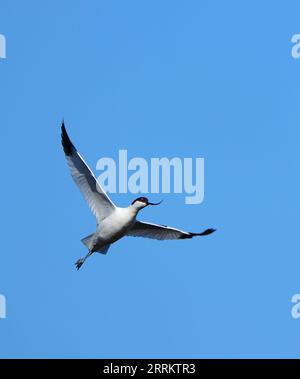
[126,220,216,240]
[61,122,116,223]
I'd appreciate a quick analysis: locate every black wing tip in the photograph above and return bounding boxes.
[61,121,75,156]
[180,228,217,239]
[201,228,217,236]
[179,234,193,239]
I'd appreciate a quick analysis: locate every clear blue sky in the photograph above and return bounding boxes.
[1,0,300,358]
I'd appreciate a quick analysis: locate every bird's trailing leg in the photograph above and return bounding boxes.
[75,250,93,270]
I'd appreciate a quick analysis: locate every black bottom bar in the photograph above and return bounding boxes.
[0,359,297,376]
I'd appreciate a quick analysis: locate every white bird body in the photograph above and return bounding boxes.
[88,206,138,251]
[61,122,216,269]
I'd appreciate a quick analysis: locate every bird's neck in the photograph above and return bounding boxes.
[129,204,142,216]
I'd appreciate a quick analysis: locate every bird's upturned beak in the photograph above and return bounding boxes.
[147,200,163,206]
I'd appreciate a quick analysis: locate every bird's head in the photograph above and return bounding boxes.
[131,197,163,211]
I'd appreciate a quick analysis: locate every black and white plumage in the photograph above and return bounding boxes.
[126,221,215,240]
[62,124,116,224]
[61,122,216,270]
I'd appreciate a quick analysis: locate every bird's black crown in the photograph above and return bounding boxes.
[131,197,148,205]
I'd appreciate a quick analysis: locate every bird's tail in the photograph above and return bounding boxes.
[81,233,94,249]
[81,234,111,255]
[94,244,111,255]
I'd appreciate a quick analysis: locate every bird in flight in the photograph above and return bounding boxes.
[61,122,216,270]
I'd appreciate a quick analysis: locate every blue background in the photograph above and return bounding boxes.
[1,0,300,358]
